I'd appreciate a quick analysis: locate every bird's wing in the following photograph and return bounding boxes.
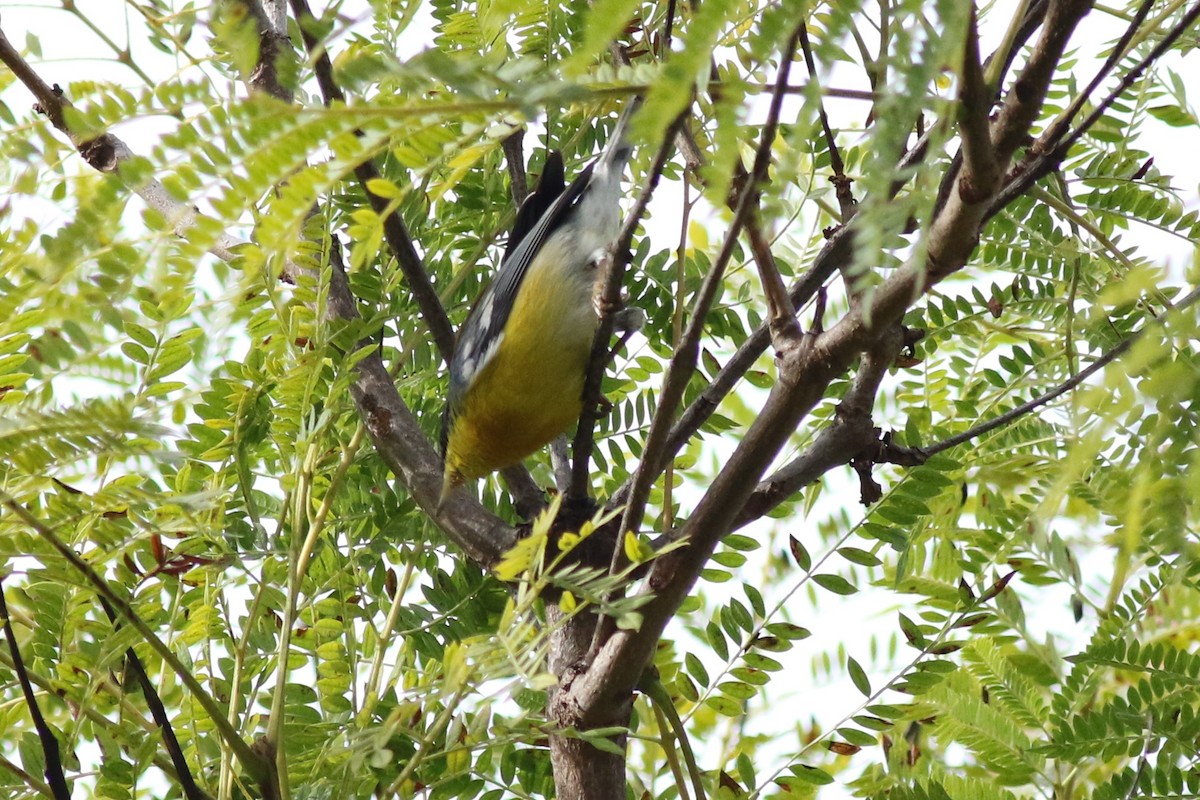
[503,151,565,264]
[448,160,597,409]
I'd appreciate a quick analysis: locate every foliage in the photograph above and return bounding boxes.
[1,0,1200,799]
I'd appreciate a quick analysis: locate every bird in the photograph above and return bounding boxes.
[439,109,635,509]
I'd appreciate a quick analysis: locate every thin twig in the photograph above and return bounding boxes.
[660,0,678,55]
[1056,0,1200,155]
[0,575,71,800]
[0,494,272,784]
[798,22,855,220]
[662,176,694,535]
[289,0,457,363]
[752,25,809,336]
[925,284,1200,456]
[0,754,52,798]
[99,598,211,800]
[1036,0,1157,148]
[989,0,1200,220]
[568,112,681,500]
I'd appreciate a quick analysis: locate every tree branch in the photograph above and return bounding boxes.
[502,128,529,204]
[957,6,1000,205]
[749,26,806,341]
[924,284,1200,457]
[607,225,853,511]
[99,598,211,800]
[234,0,294,101]
[798,22,856,221]
[289,0,457,363]
[613,25,807,547]
[570,0,1097,726]
[1035,0,1157,149]
[324,240,518,563]
[0,575,71,800]
[990,0,1095,161]
[569,110,679,500]
[735,325,903,527]
[0,25,241,261]
[990,0,1200,219]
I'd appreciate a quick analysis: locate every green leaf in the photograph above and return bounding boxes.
[838,546,882,567]
[705,695,743,717]
[813,573,858,595]
[836,727,877,747]
[786,764,834,785]
[847,656,872,696]
[123,321,157,348]
[122,342,150,365]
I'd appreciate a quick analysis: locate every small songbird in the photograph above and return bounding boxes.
[439,109,634,508]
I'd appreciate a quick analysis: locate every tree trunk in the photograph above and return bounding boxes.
[546,608,631,799]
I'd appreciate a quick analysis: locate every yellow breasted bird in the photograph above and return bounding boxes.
[439,110,634,507]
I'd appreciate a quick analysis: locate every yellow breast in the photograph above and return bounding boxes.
[445,242,599,481]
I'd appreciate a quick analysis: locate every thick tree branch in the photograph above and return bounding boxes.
[234,0,293,101]
[547,606,627,800]
[324,241,518,564]
[957,7,999,205]
[736,325,903,527]
[570,0,1096,726]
